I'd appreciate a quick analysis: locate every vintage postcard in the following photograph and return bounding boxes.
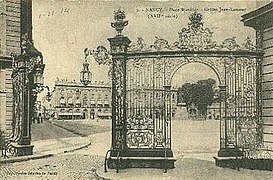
[0,0,273,179]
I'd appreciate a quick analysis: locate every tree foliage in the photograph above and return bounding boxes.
[178,78,216,116]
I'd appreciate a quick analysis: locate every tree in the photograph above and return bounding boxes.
[178,78,216,116]
[193,79,215,116]
[178,83,193,112]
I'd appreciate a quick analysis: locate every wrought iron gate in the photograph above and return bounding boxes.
[93,10,263,171]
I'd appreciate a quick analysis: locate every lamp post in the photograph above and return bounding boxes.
[10,35,45,156]
[45,86,55,102]
[44,86,55,121]
[80,49,92,86]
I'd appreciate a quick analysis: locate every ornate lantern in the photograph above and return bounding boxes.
[33,65,44,87]
[80,52,92,86]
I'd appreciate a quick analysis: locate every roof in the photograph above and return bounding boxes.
[241,2,273,29]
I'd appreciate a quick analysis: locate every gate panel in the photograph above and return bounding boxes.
[126,58,171,149]
[224,56,263,154]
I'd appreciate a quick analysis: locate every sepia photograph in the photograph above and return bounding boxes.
[0,0,273,179]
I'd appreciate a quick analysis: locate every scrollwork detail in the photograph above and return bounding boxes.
[92,46,111,66]
[127,12,260,53]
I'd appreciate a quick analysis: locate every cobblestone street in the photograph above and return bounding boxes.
[0,120,111,180]
[1,120,273,180]
[0,154,105,180]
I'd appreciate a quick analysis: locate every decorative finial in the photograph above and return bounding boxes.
[111,9,128,35]
[189,12,203,29]
[84,48,91,60]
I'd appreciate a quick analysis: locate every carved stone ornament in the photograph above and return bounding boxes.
[21,33,42,57]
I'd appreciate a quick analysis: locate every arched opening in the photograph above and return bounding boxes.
[170,62,221,159]
[83,109,88,119]
[90,108,95,119]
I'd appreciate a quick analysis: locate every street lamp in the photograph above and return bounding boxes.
[43,86,55,121]
[33,63,44,87]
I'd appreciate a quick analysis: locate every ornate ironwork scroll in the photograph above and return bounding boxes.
[126,57,170,149]
[128,12,258,52]
[220,56,263,154]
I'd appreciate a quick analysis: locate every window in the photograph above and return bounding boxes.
[90,100,96,107]
[68,97,73,107]
[83,98,88,107]
[60,89,65,96]
[60,97,65,107]
[75,98,81,107]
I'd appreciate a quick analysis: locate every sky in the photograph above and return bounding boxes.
[32,0,258,89]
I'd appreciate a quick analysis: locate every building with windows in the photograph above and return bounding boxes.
[52,58,112,120]
[52,58,181,120]
[53,79,112,120]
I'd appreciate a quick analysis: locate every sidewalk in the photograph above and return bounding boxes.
[33,136,92,155]
[97,154,273,180]
[0,136,92,164]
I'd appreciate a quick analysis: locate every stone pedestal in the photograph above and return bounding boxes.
[12,143,34,156]
[217,148,243,157]
[107,149,176,170]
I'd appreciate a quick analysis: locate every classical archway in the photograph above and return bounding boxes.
[170,62,221,156]
[171,61,222,86]
[92,11,263,172]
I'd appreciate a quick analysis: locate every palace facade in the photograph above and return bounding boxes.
[51,58,180,120]
[51,56,112,120]
[52,78,112,120]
